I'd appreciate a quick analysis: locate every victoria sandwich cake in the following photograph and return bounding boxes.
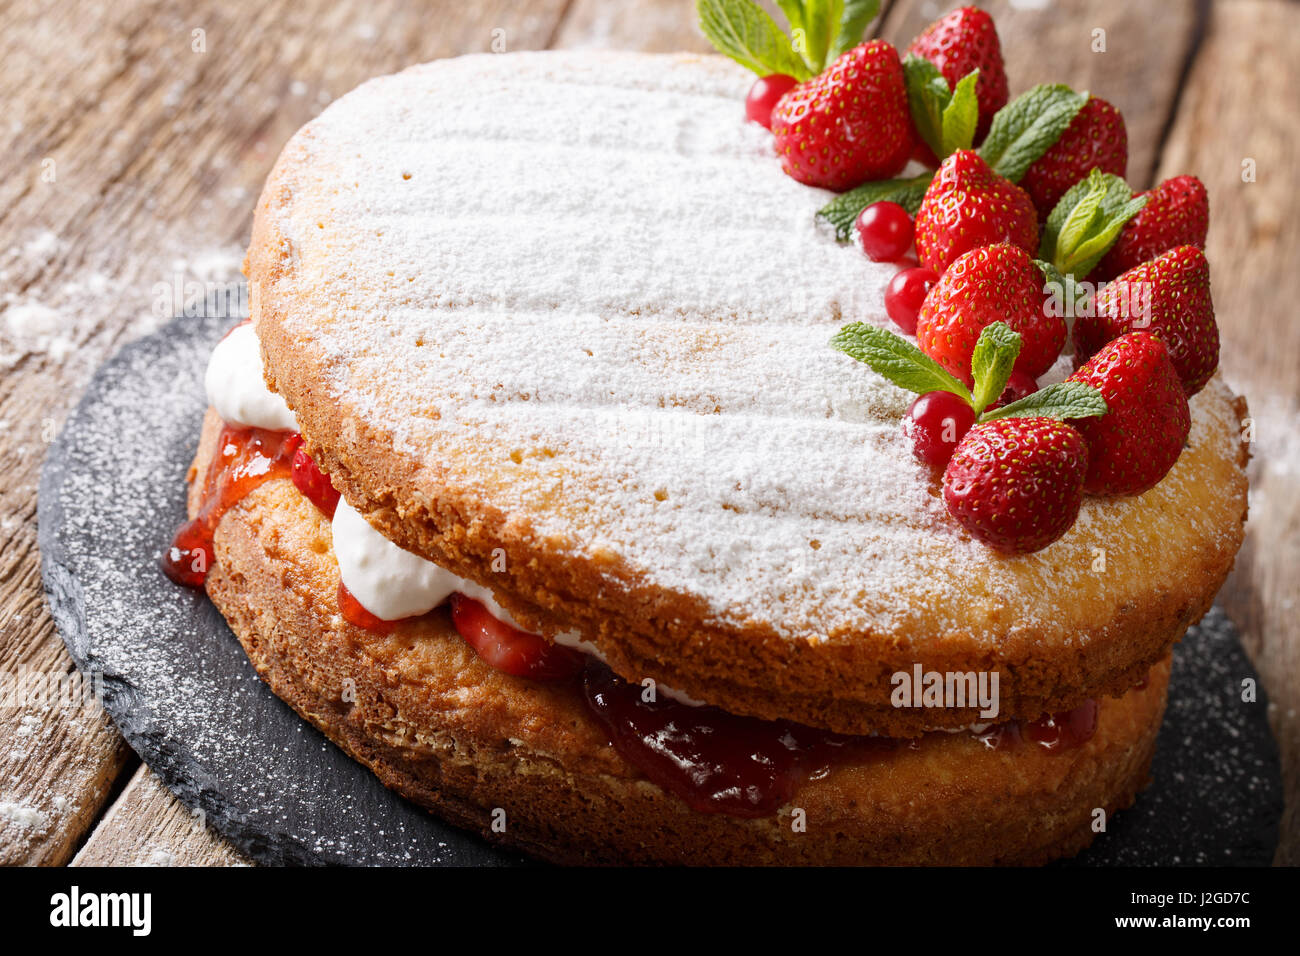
[162,6,1248,865]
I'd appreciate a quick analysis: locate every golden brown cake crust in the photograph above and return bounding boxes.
[193,410,1169,865]
[244,53,1249,737]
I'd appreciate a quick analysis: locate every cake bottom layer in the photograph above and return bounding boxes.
[199,462,1171,865]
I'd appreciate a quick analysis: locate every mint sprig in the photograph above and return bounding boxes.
[830,323,972,402]
[941,71,980,157]
[980,382,1108,422]
[780,0,835,74]
[904,56,979,160]
[816,172,933,241]
[1035,258,1087,321]
[968,322,1021,414]
[978,84,1088,183]
[699,0,880,79]
[697,0,813,79]
[830,0,883,60]
[832,320,1107,424]
[1040,168,1148,278]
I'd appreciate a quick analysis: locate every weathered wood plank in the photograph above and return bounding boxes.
[0,0,571,866]
[554,0,713,51]
[1156,0,1300,865]
[881,0,1203,188]
[71,765,252,866]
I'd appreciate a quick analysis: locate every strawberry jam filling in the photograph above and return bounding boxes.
[582,662,873,817]
[583,665,1101,816]
[167,419,1104,819]
[163,425,301,586]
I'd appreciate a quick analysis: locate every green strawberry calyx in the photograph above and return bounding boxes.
[830,321,1107,422]
[696,0,882,80]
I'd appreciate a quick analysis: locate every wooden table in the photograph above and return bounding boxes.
[2,0,1295,866]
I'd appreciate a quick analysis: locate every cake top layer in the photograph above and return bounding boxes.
[250,51,1245,647]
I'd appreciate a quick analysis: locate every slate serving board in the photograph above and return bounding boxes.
[39,305,1283,866]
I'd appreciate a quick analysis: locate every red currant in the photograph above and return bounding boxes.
[855,201,915,263]
[745,74,798,130]
[884,266,938,335]
[902,391,976,468]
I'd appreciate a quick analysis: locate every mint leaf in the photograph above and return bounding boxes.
[980,382,1107,422]
[1036,258,1088,319]
[775,1,812,69]
[903,54,948,157]
[830,0,881,59]
[697,0,812,80]
[978,84,1087,183]
[797,0,843,74]
[831,323,973,402]
[817,172,933,241]
[969,322,1022,414]
[1034,258,1066,289]
[940,69,980,157]
[1040,168,1148,278]
[904,58,978,160]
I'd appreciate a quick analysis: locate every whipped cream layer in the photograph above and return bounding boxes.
[332,496,522,625]
[204,323,298,432]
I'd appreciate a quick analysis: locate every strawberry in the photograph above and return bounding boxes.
[770,40,913,191]
[943,417,1089,554]
[914,150,1038,273]
[1095,175,1209,280]
[1067,332,1191,496]
[291,444,340,517]
[1021,97,1128,218]
[449,594,584,681]
[1075,245,1219,396]
[917,243,1065,384]
[907,6,1008,142]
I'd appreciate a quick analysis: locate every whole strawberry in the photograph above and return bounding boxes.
[1095,175,1209,280]
[943,417,1089,554]
[907,6,1008,142]
[1021,97,1128,218]
[1075,245,1219,396]
[914,150,1038,273]
[771,40,912,191]
[917,243,1065,385]
[1068,332,1191,496]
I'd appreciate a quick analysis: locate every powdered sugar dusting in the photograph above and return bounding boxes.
[260,52,1244,641]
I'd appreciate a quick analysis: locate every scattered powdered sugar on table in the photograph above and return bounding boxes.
[259,51,1243,642]
[0,223,247,369]
[0,801,46,830]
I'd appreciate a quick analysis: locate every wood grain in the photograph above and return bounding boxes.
[70,765,252,866]
[1155,0,1300,865]
[3,0,1296,865]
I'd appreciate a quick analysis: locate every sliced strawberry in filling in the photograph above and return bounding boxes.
[338,581,398,634]
[291,444,340,517]
[448,593,584,681]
